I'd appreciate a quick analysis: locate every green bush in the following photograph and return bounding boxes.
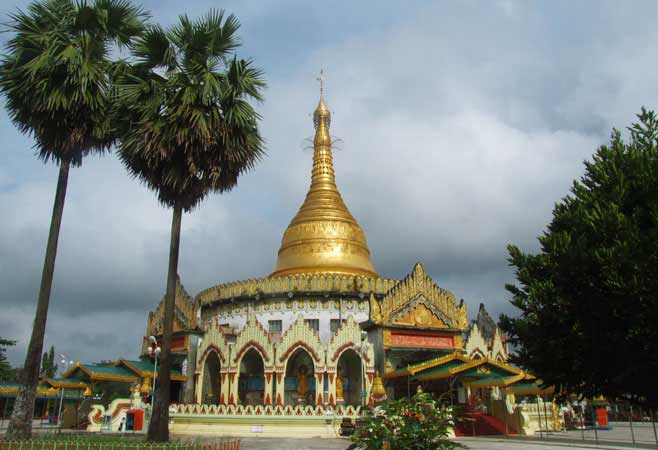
[350,393,465,450]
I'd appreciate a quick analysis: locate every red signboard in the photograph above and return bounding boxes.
[389,332,454,349]
[171,335,186,352]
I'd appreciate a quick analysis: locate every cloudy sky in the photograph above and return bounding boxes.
[1,0,657,367]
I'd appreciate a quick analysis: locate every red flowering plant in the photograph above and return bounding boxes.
[350,392,465,450]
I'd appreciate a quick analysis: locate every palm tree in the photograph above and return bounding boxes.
[114,11,265,442]
[0,0,144,439]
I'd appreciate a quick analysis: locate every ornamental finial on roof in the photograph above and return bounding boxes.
[316,69,326,96]
[313,69,330,130]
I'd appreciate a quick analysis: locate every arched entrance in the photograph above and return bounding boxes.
[284,348,315,405]
[337,348,362,406]
[238,348,264,405]
[200,351,221,404]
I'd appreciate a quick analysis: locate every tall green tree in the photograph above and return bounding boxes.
[0,338,17,382]
[500,108,658,408]
[0,0,144,438]
[40,346,57,378]
[114,11,265,441]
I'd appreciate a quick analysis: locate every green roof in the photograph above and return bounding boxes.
[458,364,518,379]
[119,360,185,379]
[411,359,467,380]
[0,382,84,400]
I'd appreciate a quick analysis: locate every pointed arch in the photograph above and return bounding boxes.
[195,321,230,404]
[326,315,375,406]
[231,314,275,405]
[275,315,326,405]
[233,314,274,365]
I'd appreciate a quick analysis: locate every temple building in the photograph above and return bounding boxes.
[33,86,558,436]
[135,91,527,411]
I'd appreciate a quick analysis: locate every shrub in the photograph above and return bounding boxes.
[350,392,465,450]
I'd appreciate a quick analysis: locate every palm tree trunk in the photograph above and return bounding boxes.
[148,202,183,442]
[6,159,71,440]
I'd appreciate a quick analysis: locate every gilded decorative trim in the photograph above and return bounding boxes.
[196,273,399,307]
[370,263,468,330]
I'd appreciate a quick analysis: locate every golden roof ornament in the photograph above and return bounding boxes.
[271,71,378,277]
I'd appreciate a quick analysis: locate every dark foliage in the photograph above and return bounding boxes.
[0,338,16,382]
[500,108,658,408]
[40,346,57,379]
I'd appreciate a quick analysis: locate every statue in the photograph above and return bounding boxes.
[336,373,344,404]
[130,382,143,408]
[297,365,308,403]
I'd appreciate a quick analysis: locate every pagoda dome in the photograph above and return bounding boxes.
[271,93,378,278]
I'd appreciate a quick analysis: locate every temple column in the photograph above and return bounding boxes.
[228,370,239,405]
[183,335,199,403]
[275,367,285,405]
[366,369,375,406]
[219,368,230,405]
[194,370,202,403]
[326,368,337,406]
[264,369,274,405]
[315,370,324,405]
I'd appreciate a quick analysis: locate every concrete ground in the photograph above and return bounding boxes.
[455,437,656,450]
[236,436,656,450]
[537,422,658,446]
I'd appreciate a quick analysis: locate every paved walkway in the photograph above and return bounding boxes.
[456,437,656,450]
[236,436,656,450]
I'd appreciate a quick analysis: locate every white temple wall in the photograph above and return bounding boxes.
[206,299,369,344]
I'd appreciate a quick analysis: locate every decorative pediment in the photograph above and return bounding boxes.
[464,323,488,359]
[327,315,375,371]
[491,328,508,362]
[276,315,325,371]
[233,314,275,370]
[197,320,230,367]
[390,297,448,328]
[369,263,468,330]
[146,276,198,336]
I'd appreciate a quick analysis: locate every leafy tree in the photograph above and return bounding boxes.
[114,11,265,441]
[40,346,57,379]
[0,0,144,438]
[0,338,17,382]
[350,393,462,450]
[500,108,658,408]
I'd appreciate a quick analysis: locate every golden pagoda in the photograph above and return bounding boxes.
[271,87,378,277]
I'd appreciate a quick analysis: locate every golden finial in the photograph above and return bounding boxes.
[313,69,331,130]
[271,75,378,278]
[317,69,326,96]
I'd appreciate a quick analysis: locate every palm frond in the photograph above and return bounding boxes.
[115,10,266,211]
[0,0,146,166]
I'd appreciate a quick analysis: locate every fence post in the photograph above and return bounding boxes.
[592,408,598,445]
[630,405,636,444]
[578,402,585,441]
[651,409,658,448]
[537,396,543,439]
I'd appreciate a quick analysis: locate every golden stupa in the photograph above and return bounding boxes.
[271,86,378,277]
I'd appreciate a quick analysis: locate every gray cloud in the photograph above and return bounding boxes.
[2,0,657,366]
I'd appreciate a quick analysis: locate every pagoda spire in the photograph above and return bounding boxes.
[270,73,377,277]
